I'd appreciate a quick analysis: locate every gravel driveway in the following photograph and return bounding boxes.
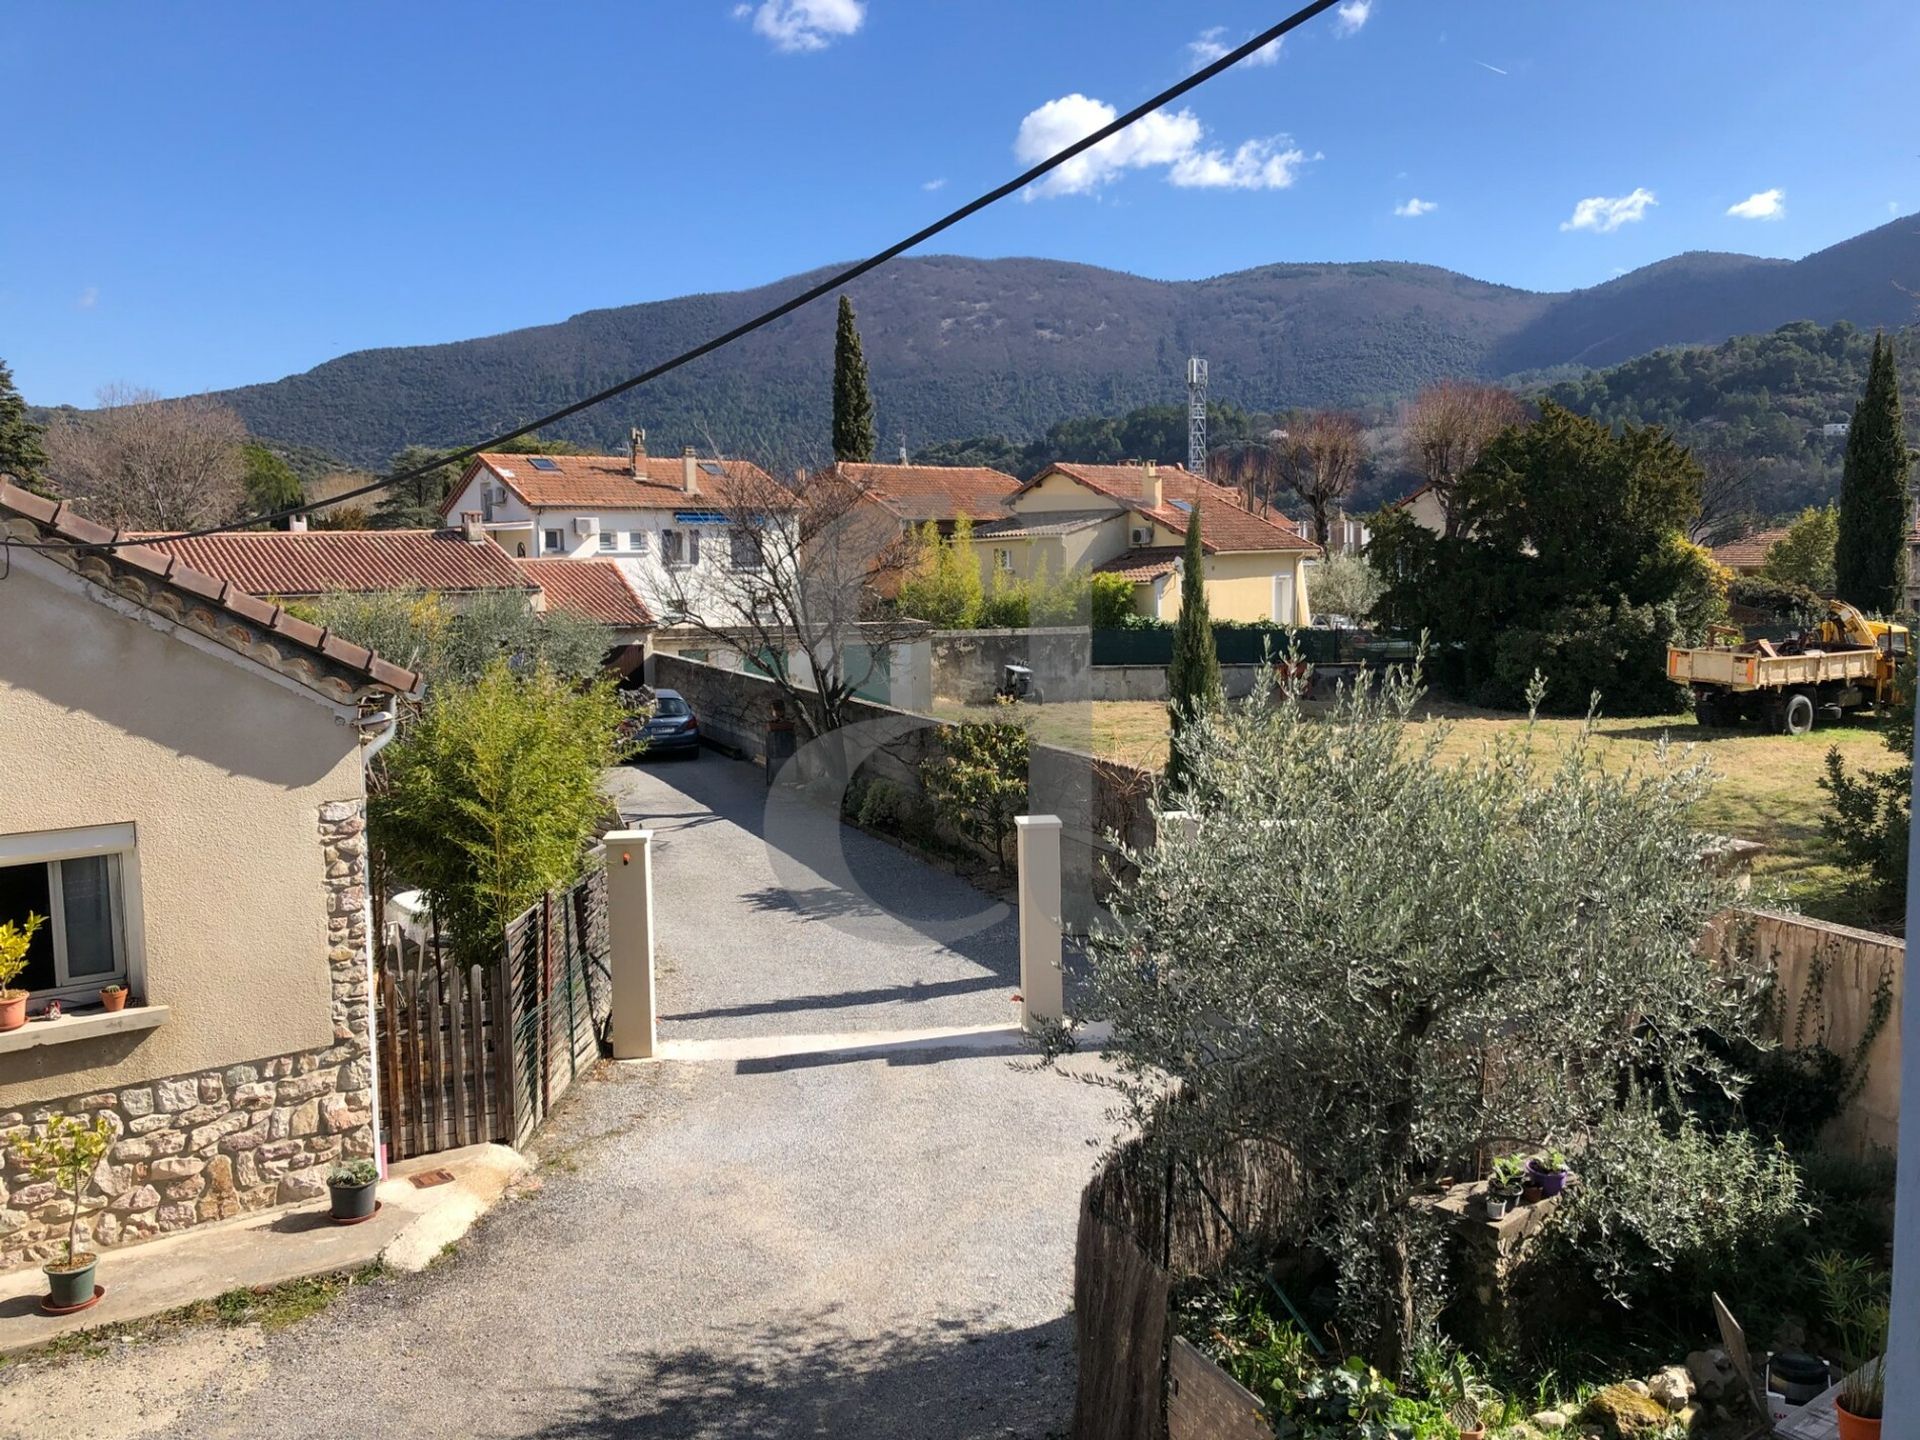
[2,752,1113,1439]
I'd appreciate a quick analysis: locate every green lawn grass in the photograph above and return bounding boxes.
[932,695,1902,932]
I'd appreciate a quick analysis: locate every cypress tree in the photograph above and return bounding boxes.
[0,358,51,496]
[1166,506,1223,789]
[1834,332,1911,613]
[832,294,876,463]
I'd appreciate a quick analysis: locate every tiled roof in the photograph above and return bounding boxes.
[1092,548,1184,582]
[972,510,1115,540]
[516,559,655,629]
[0,479,420,700]
[1026,463,1321,555]
[453,452,781,513]
[133,528,538,599]
[1711,527,1790,571]
[834,462,1020,523]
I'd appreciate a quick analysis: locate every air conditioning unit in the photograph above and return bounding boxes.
[574,516,600,537]
[1130,525,1154,546]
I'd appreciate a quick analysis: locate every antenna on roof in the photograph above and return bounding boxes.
[1186,357,1208,478]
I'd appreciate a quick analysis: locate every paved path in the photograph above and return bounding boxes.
[3,753,1112,1440]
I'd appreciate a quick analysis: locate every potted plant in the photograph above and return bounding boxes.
[1815,1251,1888,1439]
[1526,1150,1571,1199]
[0,911,44,1032]
[99,983,128,1013]
[327,1158,381,1223]
[1485,1155,1525,1219]
[1439,1353,1489,1440]
[12,1111,113,1313]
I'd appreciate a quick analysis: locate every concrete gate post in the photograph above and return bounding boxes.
[605,829,657,1060]
[1016,815,1064,1032]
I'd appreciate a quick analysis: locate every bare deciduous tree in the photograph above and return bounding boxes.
[44,384,246,530]
[637,454,920,741]
[1272,410,1365,547]
[1402,381,1527,538]
[1689,449,1761,545]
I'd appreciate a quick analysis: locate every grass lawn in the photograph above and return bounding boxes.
[932,695,1903,932]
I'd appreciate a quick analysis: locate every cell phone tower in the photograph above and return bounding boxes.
[1186,357,1208,477]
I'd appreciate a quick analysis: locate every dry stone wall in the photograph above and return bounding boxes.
[0,801,376,1271]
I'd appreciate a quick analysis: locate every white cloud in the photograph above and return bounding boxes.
[1726,187,1785,221]
[1186,25,1281,70]
[922,177,947,192]
[1394,197,1437,218]
[1334,1,1372,35]
[75,286,99,310]
[1560,187,1657,233]
[1014,93,1311,199]
[740,0,864,52]
[1890,200,1901,216]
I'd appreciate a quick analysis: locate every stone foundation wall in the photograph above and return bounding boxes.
[0,801,376,1271]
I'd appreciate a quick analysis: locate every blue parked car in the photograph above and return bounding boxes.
[626,687,701,760]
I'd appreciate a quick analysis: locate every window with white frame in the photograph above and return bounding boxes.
[993,547,1015,572]
[598,528,617,553]
[542,528,564,554]
[662,529,700,567]
[625,531,646,555]
[0,824,138,1001]
[728,528,763,571]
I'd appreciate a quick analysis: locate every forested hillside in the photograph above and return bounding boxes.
[1543,321,1920,515]
[140,213,1920,472]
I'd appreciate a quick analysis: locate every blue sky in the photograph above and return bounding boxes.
[6,0,1918,407]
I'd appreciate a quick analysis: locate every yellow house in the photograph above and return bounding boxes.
[974,461,1320,623]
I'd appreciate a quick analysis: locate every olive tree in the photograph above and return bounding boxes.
[1082,665,1749,1374]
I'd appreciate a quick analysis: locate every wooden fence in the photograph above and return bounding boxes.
[377,858,611,1162]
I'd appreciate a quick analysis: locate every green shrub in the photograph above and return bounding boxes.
[856,778,905,831]
[920,707,1028,871]
[1091,571,1138,628]
[1489,600,1688,715]
[1541,1101,1810,1310]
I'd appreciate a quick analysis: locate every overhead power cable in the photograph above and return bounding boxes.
[8,0,1343,553]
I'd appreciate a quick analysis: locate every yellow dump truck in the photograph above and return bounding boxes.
[1666,600,1909,734]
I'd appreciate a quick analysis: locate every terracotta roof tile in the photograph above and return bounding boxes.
[135,528,539,599]
[453,452,782,513]
[1711,527,1790,571]
[1091,547,1185,582]
[1026,463,1321,555]
[834,461,1020,524]
[0,478,420,699]
[516,559,655,628]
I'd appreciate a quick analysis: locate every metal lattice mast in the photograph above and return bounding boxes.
[1186,357,1208,476]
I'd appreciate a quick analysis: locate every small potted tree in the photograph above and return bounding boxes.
[1485,1155,1525,1219]
[327,1158,381,1223]
[12,1111,114,1313]
[0,911,44,1032]
[1816,1251,1888,1439]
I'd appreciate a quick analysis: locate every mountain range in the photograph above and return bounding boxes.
[167,213,1920,470]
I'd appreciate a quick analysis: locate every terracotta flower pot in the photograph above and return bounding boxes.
[100,987,128,1012]
[1834,1399,1882,1440]
[0,992,26,1032]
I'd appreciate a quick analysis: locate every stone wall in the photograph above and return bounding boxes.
[930,628,1092,705]
[0,801,376,1271]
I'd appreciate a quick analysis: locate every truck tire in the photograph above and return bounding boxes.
[1694,691,1724,729]
[1782,691,1816,736]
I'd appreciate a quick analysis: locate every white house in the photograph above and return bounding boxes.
[441,432,789,625]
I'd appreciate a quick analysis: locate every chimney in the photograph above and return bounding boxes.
[459,510,485,544]
[682,445,699,495]
[1142,460,1162,510]
[629,427,647,479]
[287,514,308,533]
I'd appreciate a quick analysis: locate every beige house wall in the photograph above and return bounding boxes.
[0,561,363,1099]
[1158,552,1310,624]
[1012,471,1126,514]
